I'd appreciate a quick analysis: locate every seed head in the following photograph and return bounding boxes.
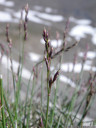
[53,70,59,83]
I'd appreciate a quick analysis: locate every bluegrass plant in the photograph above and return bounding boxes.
[0,3,96,128]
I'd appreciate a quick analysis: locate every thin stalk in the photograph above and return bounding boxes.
[15,38,25,126]
[64,60,85,127]
[14,20,23,127]
[9,49,16,95]
[72,89,89,123]
[78,92,95,126]
[64,91,77,127]
[46,93,50,128]
[7,55,9,94]
[0,75,5,128]
[45,69,50,128]
[56,115,62,128]
[23,69,33,126]
[51,51,63,128]
[41,63,44,113]
[26,77,36,128]
[3,91,15,128]
[50,78,59,128]
[42,111,51,128]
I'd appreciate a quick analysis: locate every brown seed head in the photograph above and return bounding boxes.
[53,70,59,83]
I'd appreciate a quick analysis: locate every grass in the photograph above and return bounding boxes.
[0,75,5,128]
[0,3,96,128]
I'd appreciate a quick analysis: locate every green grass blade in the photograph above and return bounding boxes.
[0,75,6,128]
[26,77,36,128]
[50,78,59,128]
[56,115,62,128]
[3,91,15,128]
[72,91,89,122]
[41,63,44,113]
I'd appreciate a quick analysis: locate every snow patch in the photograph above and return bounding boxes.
[61,62,96,73]
[69,22,96,45]
[29,52,41,62]
[13,10,51,25]
[2,55,31,79]
[0,0,14,7]
[79,51,96,59]
[37,12,64,22]
[69,25,94,41]
[0,11,18,23]
[59,75,76,88]
[40,38,62,48]
[45,7,52,13]
[69,17,91,25]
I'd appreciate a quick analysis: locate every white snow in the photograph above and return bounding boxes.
[69,19,96,45]
[40,38,45,45]
[0,4,63,24]
[61,62,96,73]
[0,11,11,22]
[59,75,76,88]
[13,10,51,25]
[45,7,52,13]
[29,11,51,25]
[50,66,55,71]
[13,9,64,25]
[0,11,18,22]
[85,60,92,65]
[0,0,14,7]
[50,39,62,48]
[79,51,96,59]
[92,33,96,45]
[2,55,31,79]
[40,38,62,48]
[69,25,94,41]
[21,69,31,80]
[29,52,41,62]
[69,17,91,25]
[37,12,64,22]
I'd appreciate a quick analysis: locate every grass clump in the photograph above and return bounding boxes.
[0,3,96,128]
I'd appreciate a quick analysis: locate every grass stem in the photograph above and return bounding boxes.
[0,75,6,128]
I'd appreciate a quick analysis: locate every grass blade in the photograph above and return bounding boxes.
[0,75,6,128]
[3,91,15,128]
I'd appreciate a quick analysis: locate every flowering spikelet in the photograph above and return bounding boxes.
[45,56,49,71]
[6,24,9,42]
[24,3,29,40]
[5,24,12,49]
[53,70,59,83]
[49,77,53,89]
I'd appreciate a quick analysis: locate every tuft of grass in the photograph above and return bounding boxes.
[0,3,96,128]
